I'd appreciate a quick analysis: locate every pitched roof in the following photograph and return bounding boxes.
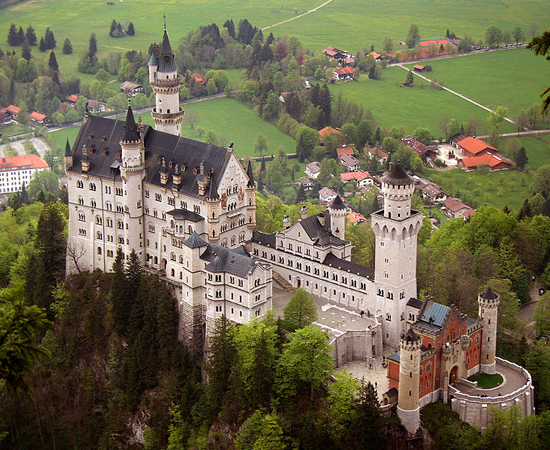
[347,212,366,223]
[319,187,337,199]
[30,111,47,122]
[419,38,452,46]
[339,154,358,166]
[334,67,355,75]
[318,126,339,137]
[340,171,371,183]
[192,74,206,84]
[456,136,497,156]
[7,105,20,114]
[417,300,450,330]
[67,94,79,103]
[167,209,204,222]
[336,147,354,157]
[481,287,497,300]
[122,105,140,142]
[252,230,276,247]
[442,197,471,212]
[158,26,178,72]
[323,252,374,278]
[329,195,346,210]
[365,147,388,158]
[300,212,347,247]
[407,298,423,309]
[306,161,321,173]
[0,154,49,170]
[201,244,257,277]
[67,114,233,200]
[459,152,512,169]
[120,81,142,90]
[400,136,434,159]
[183,231,208,248]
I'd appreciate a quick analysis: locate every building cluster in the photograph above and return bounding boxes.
[64,24,533,435]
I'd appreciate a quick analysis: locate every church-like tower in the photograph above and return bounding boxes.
[397,329,421,434]
[478,287,500,374]
[149,20,185,136]
[328,195,347,239]
[371,165,423,346]
[120,104,146,263]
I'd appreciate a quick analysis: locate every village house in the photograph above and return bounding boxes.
[333,67,355,81]
[297,176,317,191]
[340,170,373,187]
[322,46,355,65]
[458,153,512,172]
[442,197,474,219]
[419,38,454,47]
[336,147,354,158]
[318,126,340,141]
[305,161,322,179]
[347,211,366,225]
[191,74,206,85]
[413,177,447,204]
[319,186,338,203]
[1,105,20,123]
[455,136,498,158]
[0,154,50,194]
[87,99,107,114]
[29,111,50,125]
[67,94,80,105]
[400,136,438,161]
[339,154,359,172]
[413,65,427,73]
[364,147,389,166]
[120,81,144,96]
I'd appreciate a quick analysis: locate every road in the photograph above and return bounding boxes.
[0,137,50,158]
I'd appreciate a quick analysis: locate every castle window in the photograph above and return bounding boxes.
[105,185,111,194]
[96,216,102,225]
[215,305,222,312]
[361,282,366,290]
[77,180,83,188]
[118,236,124,244]
[153,209,158,218]
[79,228,86,236]
[116,205,124,213]
[400,291,405,299]
[221,224,227,233]
[97,231,102,240]
[78,197,84,205]
[238,280,243,287]
[106,218,113,227]
[387,291,393,300]
[144,190,149,198]
[333,273,339,281]
[377,288,383,297]
[155,193,162,202]
[386,313,391,321]
[168,197,175,206]
[137,200,142,209]
[314,268,319,275]
[231,236,236,246]
[89,183,96,191]
[194,205,200,214]
[170,253,176,261]
[216,290,222,298]
[116,187,123,196]
[215,275,222,282]
[78,212,86,222]
[106,201,113,211]
[117,220,123,229]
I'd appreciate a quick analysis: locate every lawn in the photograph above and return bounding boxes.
[0,124,27,140]
[328,67,516,138]
[2,0,548,77]
[405,49,550,120]
[468,372,504,389]
[49,97,296,159]
[424,166,532,212]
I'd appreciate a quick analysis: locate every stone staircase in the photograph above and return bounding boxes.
[272,270,294,292]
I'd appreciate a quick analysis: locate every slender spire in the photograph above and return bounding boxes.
[246,159,255,188]
[122,100,140,142]
[207,170,219,200]
[65,137,72,156]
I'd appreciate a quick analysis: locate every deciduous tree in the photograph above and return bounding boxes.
[284,288,318,329]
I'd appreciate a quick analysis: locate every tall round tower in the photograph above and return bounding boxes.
[478,287,500,374]
[149,21,185,136]
[120,104,145,263]
[328,195,346,239]
[245,160,257,231]
[397,328,421,434]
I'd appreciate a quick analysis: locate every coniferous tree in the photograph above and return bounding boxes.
[296,184,307,203]
[109,19,117,37]
[39,37,47,52]
[17,26,25,46]
[62,38,72,55]
[223,19,236,39]
[111,247,129,335]
[127,22,135,36]
[44,27,56,49]
[88,33,97,57]
[25,25,37,46]
[48,51,59,72]
[8,24,19,46]
[405,69,414,87]
[21,40,31,61]
[352,381,385,449]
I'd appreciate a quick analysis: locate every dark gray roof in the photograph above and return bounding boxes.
[158,28,178,72]
[207,171,220,200]
[65,137,72,157]
[252,230,276,247]
[329,195,346,210]
[382,165,413,186]
[466,316,478,329]
[407,298,423,309]
[481,287,497,300]
[246,159,255,188]
[167,209,204,222]
[403,328,420,342]
[232,245,250,257]
[201,244,257,277]
[388,351,401,363]
[67,114,231,200]
[417,300,450,329]
[183,232,207,248]
[386,387,398,397]
[300,213,347,247]
[148,47,158,66]
[323,253,374,278]
[122,105,140,142]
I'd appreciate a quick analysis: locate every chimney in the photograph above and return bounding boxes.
[300,204,308,220]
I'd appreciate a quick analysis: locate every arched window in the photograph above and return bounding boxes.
[78,212,86,222]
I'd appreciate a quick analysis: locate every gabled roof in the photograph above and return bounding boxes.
[340,170,371,183]
[306,161,321,172]
[419,38,452,46]
[201,244,257,277]
[192,74,206,84]
[442,197,471,212]
[0,154,49,170]
[459,152,512,169]
[347,212,366,223]
[329,195,346,210]
[319,187,337,199]
[252,230,276,247]
[336,147,354,157]
[183,231,208,248]
[407,298,423,309]
[334,67,355,75]
[318,126,339,137]
[417,300,450,329]
[365,147,388,158]
[120,81,142,90]
[67,94,79,103]
[323,252,374,278]
[30,111,47,122]
[67,114,233,199]
[339,154,358,166]
[456,136,497,156]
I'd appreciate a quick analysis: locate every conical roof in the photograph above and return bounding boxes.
[382,165,413,186]
[122,104,140,142]
[157,25,178,72]
[404,328,420,343]
[148,46,158,66]
[65,137,72,157]
[183,231,207,249]
[481,287,497,300]
[246,160,255,188]
[329,195,346,210]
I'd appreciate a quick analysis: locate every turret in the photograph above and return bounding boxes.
[328,195,346,239]
[206,170,220,242]
[397,328,421,434]
[380,165,415,220]
[478,288,500,374]
[245,159,257,229]
[64,137,73,170]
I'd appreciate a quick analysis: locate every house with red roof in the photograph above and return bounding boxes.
[400,136,437,161]
[413,65,427,73]
[456,137,498,158]
[191,74,206,85]
[29,111,49,124]
[419,38,453,47]
[340,170,373,187]
[336,147,354,157]
[322,46,355,65]
[334,67,355,80]
[318,126,340,140]
[0,154,50,194]
[458,152,512,172]
[67,94,80,105]
[347,212,367,225]
[364,147,389,165]
[441,198,474,219]
[6,105,20,115]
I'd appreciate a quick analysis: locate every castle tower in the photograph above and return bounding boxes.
[478,287,500,374]
[371,165,424,347]
[245,160,257,230]
[64,137,73,170]
[119,104,145,263]
[206,171,221,242]
[397,329,421,434]
[328,195,346,239]
[149,20,185,136]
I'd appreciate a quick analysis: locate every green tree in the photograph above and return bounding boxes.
[48,51,59,72]
[254,132,268,158]
[412,126,432,144]
[382,36,394,53]
[295,126,320,162]
[488,105,509,137]
[127,22,135,36]
[532,165,550,198]
[406,24,421,48]
[327,370,360,445]
[284,288,318,329]
[25,26,37,46]
[252,413,286,450]
[88,33,97,57]
[204,130,219,146]
[534,292,550,337]
[263,90,282,121]
[7,24,20,46]
[276,326,333,401]
[265,155,286,194]
[512,27,525,45]
[404,69,414,86]
[527,29,550,113]
[28,170,60,201]
[486,25,503,47]
[526,340,550,408]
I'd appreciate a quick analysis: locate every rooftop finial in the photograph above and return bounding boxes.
[164,13,167,32]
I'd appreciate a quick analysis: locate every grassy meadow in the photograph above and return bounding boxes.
[49,97,296,159]
[2,0,549,76]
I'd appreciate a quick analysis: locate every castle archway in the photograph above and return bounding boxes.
[296,277,301,288]
[450,366,459,385]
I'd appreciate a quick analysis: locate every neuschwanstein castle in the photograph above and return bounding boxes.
[66,24,534,433]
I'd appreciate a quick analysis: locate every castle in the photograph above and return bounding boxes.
[65,24,533,433]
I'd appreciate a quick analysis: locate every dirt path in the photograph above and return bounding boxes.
[396,64,517,126]
[262,0,335,31]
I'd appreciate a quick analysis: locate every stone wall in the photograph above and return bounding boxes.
[450,358,535,430]
[330,318,383,368]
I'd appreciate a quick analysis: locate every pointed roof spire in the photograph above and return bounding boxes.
[481,287,497,300]
[65,137,72,157]
[329,195,346,210]
[158,18,177,72]
[122,99,140,142]
[207,170,219,200]
[246,159,255,188]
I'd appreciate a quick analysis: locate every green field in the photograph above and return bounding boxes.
[329,67,516,138]
[49,97,296,158]
[2,0,548,77]
[405,49,550,119]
